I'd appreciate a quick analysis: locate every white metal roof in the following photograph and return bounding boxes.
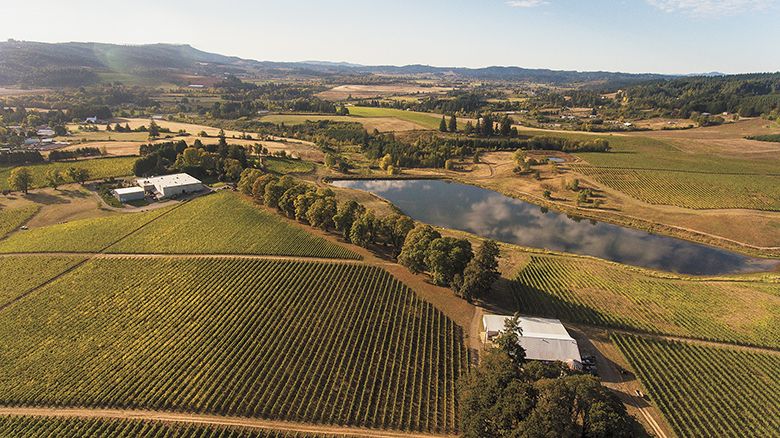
[137,173,201,188]
[483,315,582,363]
[113,187,145,195]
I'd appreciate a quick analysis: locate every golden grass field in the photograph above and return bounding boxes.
[316,84,452,101]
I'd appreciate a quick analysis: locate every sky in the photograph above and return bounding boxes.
[2,0,779,74]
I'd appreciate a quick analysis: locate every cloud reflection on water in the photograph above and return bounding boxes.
[333,179,779,275]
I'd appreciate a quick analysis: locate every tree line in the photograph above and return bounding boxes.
[133,134,249,182]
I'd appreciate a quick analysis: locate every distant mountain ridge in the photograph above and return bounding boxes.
[0,40,675,87]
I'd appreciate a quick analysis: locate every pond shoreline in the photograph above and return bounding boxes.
[332,178,780,276]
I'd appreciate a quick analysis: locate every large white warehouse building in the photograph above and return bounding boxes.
[482,314,582,366]
[137,173,204,199]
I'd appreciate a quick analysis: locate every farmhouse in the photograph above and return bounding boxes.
[482,314,582,366]
[137,173,204,199]
[112,186,145,203]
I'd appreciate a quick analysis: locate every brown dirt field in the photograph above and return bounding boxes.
[635,118,780,157]
[259,114,427,132]
[316,84,452,101]
[60,141,141,156]
[0,185,114,229]
[0,87,48,96]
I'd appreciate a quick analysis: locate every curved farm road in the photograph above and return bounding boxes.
[0,407,454,438]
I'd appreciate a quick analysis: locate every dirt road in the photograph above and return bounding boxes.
[0,407,455,438]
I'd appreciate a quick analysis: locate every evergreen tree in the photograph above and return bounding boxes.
[448,114,458,132]
[439,116,448,132]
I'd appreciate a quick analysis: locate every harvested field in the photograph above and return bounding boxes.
[316,84,452,101]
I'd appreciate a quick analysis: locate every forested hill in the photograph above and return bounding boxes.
[0,40,675,87]
[619,73,780,117]
[0,41,243,86]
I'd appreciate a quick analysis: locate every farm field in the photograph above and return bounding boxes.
[0,205,37,237]
[264,157,315,174]
[0,257,466,434]
[0,206,172,253]
[0,157,136,190]
[0,416,328,437]
[258,113,425,132]
[571,164,780,210]
[107,192,359,259]
[347,107,444,130]
[316,84,452,101]
[510,255,780,348]
[613,334,780,438]
[0,255,85,306]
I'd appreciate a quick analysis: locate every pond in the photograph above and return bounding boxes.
[332,179,779,275]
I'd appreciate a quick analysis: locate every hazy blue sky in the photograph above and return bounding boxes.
[3,0,779,74]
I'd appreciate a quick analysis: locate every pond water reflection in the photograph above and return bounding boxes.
[332,179,779,275]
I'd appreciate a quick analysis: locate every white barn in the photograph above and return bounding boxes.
[137,173,204,199]
[112,186,145,203]
[482,314,582,366]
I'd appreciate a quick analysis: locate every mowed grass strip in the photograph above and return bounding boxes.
[0,416,334,437]
[0,205,38,238]
[346,107,442,130]
[0,257,467,434]
[571,164,780,210]
[264,157,315,175]
[0,255,85,307]
[0,207,173,253]
[511,255,780,348]
[0,157,136,190]
[613,334,780,438]
[107,191,359,259]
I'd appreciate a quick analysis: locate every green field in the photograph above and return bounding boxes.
[0,207,172,253]
[347,107,443,130]
[0,205,38,237]
[0,255,85,306]
[107,192,359,259]
[571,164,780,210]
[511,255,780,347]
[0,416,328,437]
[0,257,466,434]
[264,157,316,174]
[259,114,358,126]
[613,334,780,438]
[0,157,136,190]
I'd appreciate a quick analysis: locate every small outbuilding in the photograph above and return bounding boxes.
[137,173,204,199]
[112,186,145,203]
[482,314,582,366]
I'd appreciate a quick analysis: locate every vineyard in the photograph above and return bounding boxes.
[106,192,359,259]
[0,157,136,190]
[0,257,466,434]
[570,164,780,210]
[0,255,85,306]
[0,416,330,437]
[511,255,780,347]
[613,334,780,438]
[0,207,172,253]
[0,205,38,238]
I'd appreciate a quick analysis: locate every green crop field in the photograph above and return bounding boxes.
[264,157,315,174]
[347,107,442,130]
[107,192,358,259]
[571,164,780,210]
[0,205,38,237]
[613,334,780,438]
[0,207,172,253]
[0,257,466,434]
[0,157,136,190]
[0,416,330,437]
[0,255,85,306]
[511,255,780,347]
